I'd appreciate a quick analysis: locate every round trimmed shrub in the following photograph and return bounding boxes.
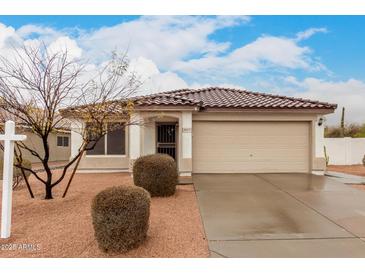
[133,154,178,197]
[91,185,150,253]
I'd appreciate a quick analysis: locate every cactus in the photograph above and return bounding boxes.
[340,107,345,137]
[324,146,330,166]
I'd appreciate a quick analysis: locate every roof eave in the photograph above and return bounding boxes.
[135,105,199,111]
[197,107,336,114]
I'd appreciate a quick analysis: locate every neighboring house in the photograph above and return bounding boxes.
[0,123,71,164]
[64,87,337,175]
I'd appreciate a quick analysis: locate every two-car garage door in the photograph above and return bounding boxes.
[192,121,310,173]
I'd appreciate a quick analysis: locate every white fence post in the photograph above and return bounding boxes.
[344,137,352,165]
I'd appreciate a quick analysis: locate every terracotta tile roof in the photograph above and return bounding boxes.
[61,87,337,117]
[133,93,199,107]
[134,87,337,110]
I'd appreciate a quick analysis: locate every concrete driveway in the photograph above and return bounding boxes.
[193,173,365,257]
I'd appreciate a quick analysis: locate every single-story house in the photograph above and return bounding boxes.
[65,87,337,176]
[0,116,71,164]
[8,127,71,163]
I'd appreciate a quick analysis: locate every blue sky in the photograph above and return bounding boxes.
[0,16,364,124]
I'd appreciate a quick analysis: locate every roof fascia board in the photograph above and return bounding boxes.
[198,108,335,114]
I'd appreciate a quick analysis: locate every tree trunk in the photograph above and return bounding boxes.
[45,183,53,199]
[42,136,53,199]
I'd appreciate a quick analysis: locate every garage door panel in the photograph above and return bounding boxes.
[195,124,308,136]
[195,161,309,173]
[194,141,309,149]
[194,150,308,160]
[194,137,308,145]
[192,121,310,173]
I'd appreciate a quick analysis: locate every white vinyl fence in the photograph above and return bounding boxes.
[324,137,365,165]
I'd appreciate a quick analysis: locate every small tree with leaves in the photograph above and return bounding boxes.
[0,43,141,199]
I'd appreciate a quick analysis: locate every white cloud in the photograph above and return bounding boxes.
[17,24,60,38]
[143,71,188,93]
[47,36,82,60]
[1,17,363,125]
[282,76,365,125]
[78,16,250,69]
[0,22,82,62]
[172,35,322,80]
[295,27,328,42]
[1,17,325,82]
[128,57,188,94]
[0,23,19,50]
[190,82,246,90]
[128,57,160,78]
[215,16,251,27]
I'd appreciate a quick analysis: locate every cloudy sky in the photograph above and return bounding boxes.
[0,15,364,125]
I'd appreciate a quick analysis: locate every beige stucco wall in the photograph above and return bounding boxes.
[72,110,327,174]
[77,126,130,171]
[0,130,71,163]
[78,155,130,171]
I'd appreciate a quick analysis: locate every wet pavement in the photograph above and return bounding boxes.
[193,173,365,257]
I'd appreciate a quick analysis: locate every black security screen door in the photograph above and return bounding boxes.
[156,123,177,160]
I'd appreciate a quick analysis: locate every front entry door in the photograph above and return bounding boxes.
[156,123,177,160]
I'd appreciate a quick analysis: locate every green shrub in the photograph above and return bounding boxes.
[91,185,150,253]
[363,155,365,166]
[133,154,178,197]
[0,158,32,189]
[325,123,365,138]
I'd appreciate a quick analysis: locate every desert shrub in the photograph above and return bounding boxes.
[0,158,32,189]
[91,185,150,253]
[133,154,178,197]
[354,124,365,138]
[325,126,342,138]
[325,123,365,138]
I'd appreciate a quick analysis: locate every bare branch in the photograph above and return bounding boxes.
[0,43,140,199]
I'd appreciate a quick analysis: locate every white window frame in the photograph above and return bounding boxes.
[85,122,126,157]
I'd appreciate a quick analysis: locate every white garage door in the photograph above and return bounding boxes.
[192,121,310,173]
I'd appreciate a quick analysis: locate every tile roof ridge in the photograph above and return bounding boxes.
[169,94,201,105]
[138,88,202,104]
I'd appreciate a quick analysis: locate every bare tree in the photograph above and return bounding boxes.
[0,44,140,199]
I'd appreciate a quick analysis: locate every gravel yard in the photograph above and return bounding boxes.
[0,171,209,258]
[327,165,365,192]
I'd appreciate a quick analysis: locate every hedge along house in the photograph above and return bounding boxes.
[64,87,337,176]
